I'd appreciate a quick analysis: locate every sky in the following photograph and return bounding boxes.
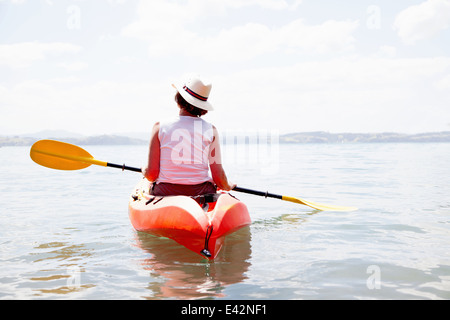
[1,0,450,136]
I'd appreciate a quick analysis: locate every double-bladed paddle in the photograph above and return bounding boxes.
[30,139,357,212]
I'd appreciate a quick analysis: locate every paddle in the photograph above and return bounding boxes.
[30,139,141,172]
[30,139,357,211]
[232,186,357,212]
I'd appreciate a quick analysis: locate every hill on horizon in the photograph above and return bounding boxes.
[1,130,450,146]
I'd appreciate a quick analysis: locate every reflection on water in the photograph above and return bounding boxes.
[252,210,319,229]
[133,227,252,299]
[30,241,91,263]
[25,238,95,297]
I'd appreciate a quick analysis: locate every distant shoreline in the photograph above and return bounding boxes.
[0,134,148,147]
[2,131,450,147]
[279,131,450,144]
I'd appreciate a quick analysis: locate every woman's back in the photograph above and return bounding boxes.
[158,115,214,185]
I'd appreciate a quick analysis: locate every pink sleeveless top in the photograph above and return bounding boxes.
[157,116,214,185]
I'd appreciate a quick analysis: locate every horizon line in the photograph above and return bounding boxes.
[2,129,450,138]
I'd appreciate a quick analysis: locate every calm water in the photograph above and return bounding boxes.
[1,143,449,300]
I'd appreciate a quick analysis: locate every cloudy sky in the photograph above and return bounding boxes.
[1,0,450,136]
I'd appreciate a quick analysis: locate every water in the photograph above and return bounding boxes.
[1,143,449,300]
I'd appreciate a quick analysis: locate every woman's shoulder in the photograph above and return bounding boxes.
[159,116,179,127]
[199,117,214,129]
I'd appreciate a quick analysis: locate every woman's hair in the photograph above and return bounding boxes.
[175,92,208,117]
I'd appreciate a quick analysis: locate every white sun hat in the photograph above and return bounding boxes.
[172,75,214,111]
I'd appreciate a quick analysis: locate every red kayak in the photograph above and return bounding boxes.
[128,179,251,259]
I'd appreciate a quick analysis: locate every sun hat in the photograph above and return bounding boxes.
[172,75,214,111]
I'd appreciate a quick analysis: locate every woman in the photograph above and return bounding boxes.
[142,75,235,196]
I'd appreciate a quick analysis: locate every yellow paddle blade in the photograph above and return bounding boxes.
[282,195,358,212]
[30,140,108,171]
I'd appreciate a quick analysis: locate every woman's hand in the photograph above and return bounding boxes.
[226,182,237,191]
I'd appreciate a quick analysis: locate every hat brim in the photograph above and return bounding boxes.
[172,83,214,111]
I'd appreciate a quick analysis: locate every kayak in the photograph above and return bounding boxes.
[128,179,251,259]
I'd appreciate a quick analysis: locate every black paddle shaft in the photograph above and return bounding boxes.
[233,186,283,200]
[107,162,142,172]
[103,166,286,200]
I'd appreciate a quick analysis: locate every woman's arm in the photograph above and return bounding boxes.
[142,122,160,182]
[209,126,236,191]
